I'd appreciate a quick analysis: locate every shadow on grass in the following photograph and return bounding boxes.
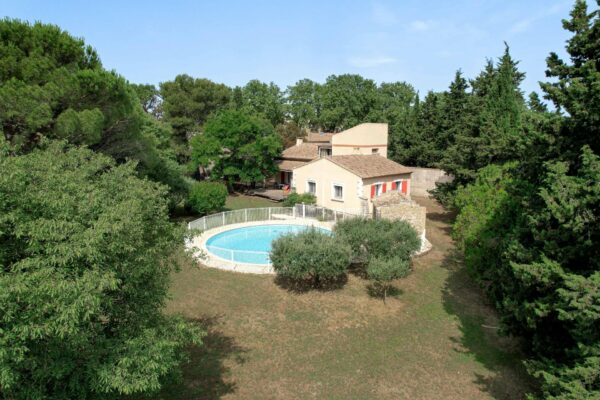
[273,273,348,293]
[366,282,404,300]
[155,315,247,400]
[440,248,537,399]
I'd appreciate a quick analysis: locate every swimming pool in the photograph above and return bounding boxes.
[205,224,330,265]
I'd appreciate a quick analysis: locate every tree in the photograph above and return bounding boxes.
[187,181,228,215]
[160,74,231,160]
[276,121,305,148]
[451,3,600,397]
[189,109,282,185]
[0,19,187,206]
[286,78,322,129]
[319,74,378,131]
[334,219,420,264]
[0,142,203,399]
[270,229,351,286]
[541,0,600,157]
[367,257,411,303]
[239,79,285,126]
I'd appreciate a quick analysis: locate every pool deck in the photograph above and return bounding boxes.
[186,219,335,274]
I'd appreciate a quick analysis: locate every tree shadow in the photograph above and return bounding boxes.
[440,248,538,399]
[365,282,404,300]
[155,315,247,400]
[273,273,348,293]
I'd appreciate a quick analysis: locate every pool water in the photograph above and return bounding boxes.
[206,224,329,265]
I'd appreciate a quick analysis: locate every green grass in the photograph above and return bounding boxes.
[160,197,534,399]
[224,194,278,211]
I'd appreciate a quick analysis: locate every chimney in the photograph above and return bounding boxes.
[296,138,303,146]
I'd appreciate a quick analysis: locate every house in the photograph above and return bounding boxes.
[275,123,389,186]
[292,154,412,215]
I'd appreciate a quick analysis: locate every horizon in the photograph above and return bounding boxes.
[3,0,573,96]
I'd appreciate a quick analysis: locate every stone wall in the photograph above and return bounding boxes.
[372,192,426,236]
[409,167,453,197]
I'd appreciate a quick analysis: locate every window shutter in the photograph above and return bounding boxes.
[382,183,387,193]
[370,185,376,198]
[391,181,397,190]
[401,180,408,194]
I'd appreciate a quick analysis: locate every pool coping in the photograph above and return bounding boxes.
[186,219,335,274]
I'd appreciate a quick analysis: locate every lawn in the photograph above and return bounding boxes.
[224,193,278,211]
[161,197,534,399]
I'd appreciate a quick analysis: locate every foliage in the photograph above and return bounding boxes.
[451,3,600,398]
[270,229,351,286]
[334,218,420,264]
[286,78,322,129]
[187,181,228,215]
[237,80,285,126]
[367,256,411,302]
[0,19,187,206]
[160,74,231,160]
[276,121,305,148]
[190,109,282,185]
[282,192,316,207]
[0,142,204,399]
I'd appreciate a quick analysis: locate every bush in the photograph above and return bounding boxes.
[282,192,316,207]
[367,257,411,302]
[270,229,351,286]
[334,218,420,263]
[187,181,228,215]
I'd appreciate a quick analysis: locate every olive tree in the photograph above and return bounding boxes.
[270,229,351,287]
[334,218,420,263]
[367,257,411,303]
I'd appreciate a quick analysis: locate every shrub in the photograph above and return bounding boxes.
[334,218,420,263]
[282,192,316,207]
[367,257,411,303]
[270,229,351,286]
[187,181,228,215]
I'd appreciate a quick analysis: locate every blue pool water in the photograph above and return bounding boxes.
[206,224,330,265]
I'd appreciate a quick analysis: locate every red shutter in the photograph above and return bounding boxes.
[401,180,408,194]
[391,181,397,190]
[382,183,387,193]
[370,184,376,198]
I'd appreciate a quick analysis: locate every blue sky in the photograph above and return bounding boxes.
[2,0,574,96]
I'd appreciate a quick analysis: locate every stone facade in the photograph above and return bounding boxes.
[372,191,427,236]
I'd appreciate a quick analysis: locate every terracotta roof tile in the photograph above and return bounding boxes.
[276,159,308,171]
[306,132,335,143]
[327,155,412,179]
[281,143,318,161]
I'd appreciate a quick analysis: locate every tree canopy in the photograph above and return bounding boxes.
[0,142,203,399]
[190,109,282,185]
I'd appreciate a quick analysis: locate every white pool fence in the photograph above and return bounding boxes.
[188,203,366,231]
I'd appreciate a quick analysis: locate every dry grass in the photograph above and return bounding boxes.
[159,197,534,399]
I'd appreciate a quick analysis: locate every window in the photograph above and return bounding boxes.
[353,147,360,153]
[375,183,383,196]
[394,180,402,191]
[307,180,316,194]
[372,148,379,155]
[332,183,344,201]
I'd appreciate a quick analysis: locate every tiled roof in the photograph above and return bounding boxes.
[306,132,335,143]
[326,155,412,179]
[276,159,308,171]
[281,143,318,161]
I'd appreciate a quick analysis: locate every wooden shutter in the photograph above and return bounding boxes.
[401,180,408,194]
[382,183,387,193]
[391,181,397,190]
[370,184,376,198]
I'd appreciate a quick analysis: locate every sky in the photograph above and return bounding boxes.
[2,0,575,96]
